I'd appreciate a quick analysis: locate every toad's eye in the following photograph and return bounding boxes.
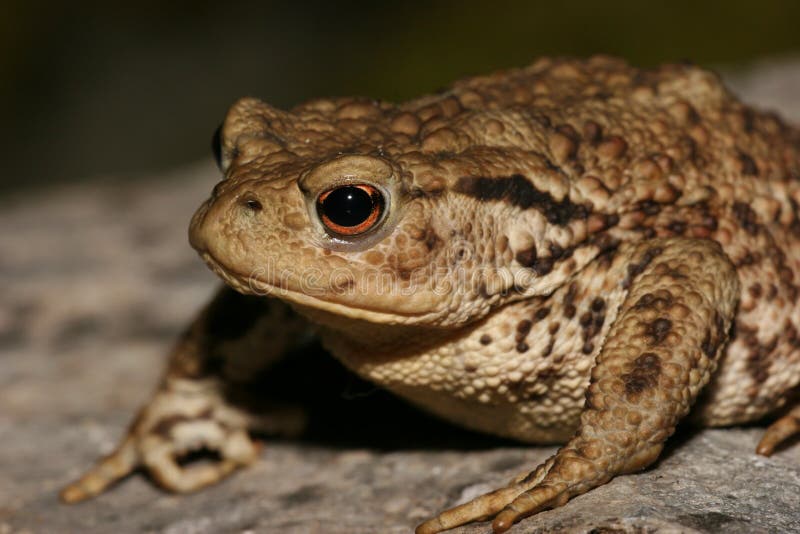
[316,184,385,236]
[211,124,223,171]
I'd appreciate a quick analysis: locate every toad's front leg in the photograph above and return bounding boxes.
[60,286,311,503]
[417,237,740,533]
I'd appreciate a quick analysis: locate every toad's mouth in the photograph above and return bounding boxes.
[199,251,436,325]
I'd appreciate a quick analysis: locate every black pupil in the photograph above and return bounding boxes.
[319,186,377,228]
[211,124,223,170]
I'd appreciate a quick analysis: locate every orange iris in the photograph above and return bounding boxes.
[317,184,385,236]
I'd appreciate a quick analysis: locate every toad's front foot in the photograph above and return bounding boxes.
[60,378,261,503]
[416,442,661,534]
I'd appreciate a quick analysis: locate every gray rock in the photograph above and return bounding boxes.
[2,59,800,534]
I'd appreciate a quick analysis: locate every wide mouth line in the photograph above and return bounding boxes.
[199,251,433,322]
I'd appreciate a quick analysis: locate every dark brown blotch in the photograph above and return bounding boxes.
[732,202,760,236]
[515,245,537,267]
[517,319,533,333]
[454,174,589,226]
[667,220,687,235]
[737,151,759,176]
[664,267,688,280]
[557,123,580,141]
[583,120,603,143]
[541,338,555,357]
[735,251,760,268]
[767,283,778,300]
[748,283,763,299]
[622,352,662,396]
[561,283,578,319]
[623,247,663,289]
[578,295,607,350]
[640,226,658,239]
[424,228,442,252]
[534,307,551,321]
[563,282,577,305]
[550,243,572,260]
[786,322,800,349]
[645,318,672,345]
[516,319,533,340]
[634,291,673,311]
[533,256,555,276]
[638,200,661,216]
[479,334,492,345]
[738,321,776,387]
[746,339,776,385]
[596,248,616,269]
[789,198,800,236]
[702,214,719,232]
[604,213,620,229]
[684,103,701,124]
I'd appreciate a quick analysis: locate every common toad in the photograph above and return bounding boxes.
[62,56,800,533]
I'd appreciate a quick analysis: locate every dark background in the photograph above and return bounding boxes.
[3,0,800,192]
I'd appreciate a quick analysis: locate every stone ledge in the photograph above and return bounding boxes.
[2,58,800,533]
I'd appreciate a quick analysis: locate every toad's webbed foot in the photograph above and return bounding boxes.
[60,378,262,502]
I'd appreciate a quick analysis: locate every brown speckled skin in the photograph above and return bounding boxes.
[62,57,800,532]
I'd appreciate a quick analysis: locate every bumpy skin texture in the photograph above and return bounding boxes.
[62,56,800,532]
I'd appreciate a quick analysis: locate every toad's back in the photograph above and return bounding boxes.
[383,56,800,426]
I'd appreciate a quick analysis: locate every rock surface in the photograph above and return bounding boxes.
[2,59,800,534]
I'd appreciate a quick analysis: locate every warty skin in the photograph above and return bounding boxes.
[62,56,800,533]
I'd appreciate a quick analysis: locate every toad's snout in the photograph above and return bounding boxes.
[188,179,312,285]
[188,181,273,256]
[191,190,256,248]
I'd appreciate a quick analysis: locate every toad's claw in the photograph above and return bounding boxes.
[415,486,522,534]
[491,484,569,533]
[756,404,800,456]
[60,437,138,503]
[415,458,559,534]
[416,458,590,534]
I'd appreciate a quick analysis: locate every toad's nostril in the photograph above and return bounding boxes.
[239,195,263,212]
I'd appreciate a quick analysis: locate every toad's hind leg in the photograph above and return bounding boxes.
[416,238,740,534]
[757,403,800,456]
[60,286,311,503]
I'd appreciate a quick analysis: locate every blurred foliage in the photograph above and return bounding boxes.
[1,0,799,190]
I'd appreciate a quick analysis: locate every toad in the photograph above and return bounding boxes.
[62,56,800,533]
